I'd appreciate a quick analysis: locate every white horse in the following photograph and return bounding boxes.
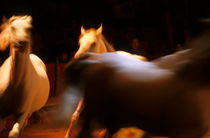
[0,15,50,138]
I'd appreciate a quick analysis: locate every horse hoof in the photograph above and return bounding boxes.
[8,131,19,138]
[64,135,69,138]
[8,123,19,138]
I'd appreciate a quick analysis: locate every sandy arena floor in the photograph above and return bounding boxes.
[1,96,210,138]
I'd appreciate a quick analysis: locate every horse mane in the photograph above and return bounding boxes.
[176,31,210,83]
[190,33,210,60]
[98,34,115,52]
[0,17,12,51]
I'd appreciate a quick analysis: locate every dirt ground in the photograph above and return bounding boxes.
[19,126,66,138]
[0,97,68,138]
[0,122,68,138]
[1,96,210,138]
[22,97,70,138]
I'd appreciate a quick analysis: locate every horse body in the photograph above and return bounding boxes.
[63,32,210,138]
[0,15,49,138]
[153,49,191,70]
[21,54,49,111]
[65,25,193,138]
[65,25,146,138]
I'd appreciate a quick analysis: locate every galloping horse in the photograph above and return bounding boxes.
[62,31,210,138]
[0,15,50,138]
[65,25,192,138]
[65,25,146,138]
[64,25,116,138]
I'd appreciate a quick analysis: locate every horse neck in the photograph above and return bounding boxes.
[98,35,115,52]
[9,41,31,86]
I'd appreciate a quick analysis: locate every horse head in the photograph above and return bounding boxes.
[0,15,32,52]
[74,24,115,58]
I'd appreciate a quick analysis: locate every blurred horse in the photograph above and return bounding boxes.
[66,25,194,138]
[66,25,188,138]
[65,25,146,138]
[62,32,210,138]
[153,49,191,70]
[66,24,191,138]
[0,15,50,138]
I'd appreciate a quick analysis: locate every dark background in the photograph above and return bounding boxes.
[1,0,210,62]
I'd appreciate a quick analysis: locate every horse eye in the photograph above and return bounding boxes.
[11,26,16,31]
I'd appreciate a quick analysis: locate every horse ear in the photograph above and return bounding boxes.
[81,26,85,35]
[26,15,32,24]
[96,24,103,35]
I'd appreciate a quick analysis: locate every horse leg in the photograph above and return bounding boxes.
[65,99,84,138]
[0,118,5,131]
[75,106,96,138]
[8,112,31,138]
[18,113,32,138]
[0,118,6,136]
[175,132,206,138]
[171,126,208,138]
[92,128,108,138]
[112,127,147,138]
[77,119,93,138]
